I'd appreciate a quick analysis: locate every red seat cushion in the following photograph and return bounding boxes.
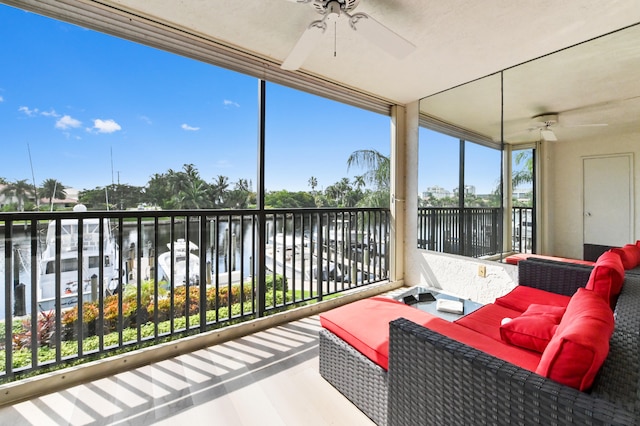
[319,296,440,370]
[320,296,541,372]
[504,253,595,266]
[454,303,522,342]
[535,288,614,391]
[499,304,566,353]
[494,286,571,313]
[585,251,625,307]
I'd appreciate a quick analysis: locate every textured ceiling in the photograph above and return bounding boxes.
[104,0,640,104]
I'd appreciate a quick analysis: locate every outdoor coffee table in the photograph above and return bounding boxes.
[392,286,482,321]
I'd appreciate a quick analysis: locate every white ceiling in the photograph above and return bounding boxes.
[421,22,640,145]
[99,0,640,104]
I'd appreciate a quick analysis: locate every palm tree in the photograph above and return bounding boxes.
[180,179,209,209]
[182,163,200,182]
[337,178,351,206]
[1,179,35,211]
[235,178,249,192]
[210,175,229,206]
[353,175,366,191]
[324,184,340,206]
[512,151,533,188]
[167,168,189,194]
[347,149,390,207]
[308,176,318,193]
[41,178,67,210]
[347,149,390,190]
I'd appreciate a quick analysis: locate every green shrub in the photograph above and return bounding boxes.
[265,273,287,291]
[0,280,325,376]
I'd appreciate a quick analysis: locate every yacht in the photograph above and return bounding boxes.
[157,238,200,286]
[38,205,120,311]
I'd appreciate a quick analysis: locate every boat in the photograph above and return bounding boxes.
[157,238,200,286]
[37,205,121,311]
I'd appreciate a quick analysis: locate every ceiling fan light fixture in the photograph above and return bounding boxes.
[540,128,557,142]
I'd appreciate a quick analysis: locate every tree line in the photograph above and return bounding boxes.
[0,150,391,211]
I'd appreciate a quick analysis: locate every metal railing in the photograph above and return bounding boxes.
[511,207,535,254]
[0,207,389,381]
[417,207,534,257]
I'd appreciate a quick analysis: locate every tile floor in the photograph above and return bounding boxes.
[0,316,375,425]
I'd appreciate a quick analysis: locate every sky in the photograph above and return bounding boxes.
[0,4,506,196]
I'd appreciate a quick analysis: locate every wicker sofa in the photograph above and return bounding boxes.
[319,257,640,425]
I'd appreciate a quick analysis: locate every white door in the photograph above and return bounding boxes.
[583,154,634,247]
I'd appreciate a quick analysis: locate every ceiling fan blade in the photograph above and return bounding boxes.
[281,20,327,71]
[349,12,415,59]
[563,123,608,128]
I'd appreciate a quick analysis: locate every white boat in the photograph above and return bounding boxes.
[157,238,200,286]
[38,205,120,311]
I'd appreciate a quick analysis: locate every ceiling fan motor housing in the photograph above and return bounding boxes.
[310,0,360,14]
[532,113,558,127]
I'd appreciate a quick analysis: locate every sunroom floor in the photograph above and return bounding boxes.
[0,315,374,425]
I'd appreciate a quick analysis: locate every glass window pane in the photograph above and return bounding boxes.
[1,6,258,210]
[418,128,459,207]
[265,83,389,208]
[463,142,501,207]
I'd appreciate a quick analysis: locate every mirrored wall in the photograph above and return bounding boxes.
[418,22,640,259]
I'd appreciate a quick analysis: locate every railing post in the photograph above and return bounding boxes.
[199,214,207,332]
[491,209,499,255]
[317,211,324,301]
[256,79,266,317]
[4,220,14,377]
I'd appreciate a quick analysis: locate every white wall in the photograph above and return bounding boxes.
[548,131,639,259]
[406,250,518,304]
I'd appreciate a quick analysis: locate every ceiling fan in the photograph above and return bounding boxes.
[281,0,415,71]
[532,113,560,142]
[524,113,608,142]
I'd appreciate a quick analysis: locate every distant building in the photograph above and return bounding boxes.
[42,187,79,210]
[0,184,80,211]
[513,187,532,202]
[423,185,452,199]
[0,184,36,210]
[453,185,476,196]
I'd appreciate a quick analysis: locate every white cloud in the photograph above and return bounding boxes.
[19,106,39,116]
[92,118,122,134]
[181,123,200,131]
[0,96,4,102]
[55,115,82,129]
[223,99,240,108]
[139,115,152,125]
[41,109,59,117]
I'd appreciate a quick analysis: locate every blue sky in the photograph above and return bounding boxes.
[0,4,504,196]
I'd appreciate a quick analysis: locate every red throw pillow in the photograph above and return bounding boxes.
[610,244,640,269]
[585,251,625,307]
[536,288,614,391]
[500,304,566,353]
[519,303,566,321]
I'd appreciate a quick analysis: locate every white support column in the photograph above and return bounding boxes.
[390,105,406,283]
[503,143,513,254]
[536,140,550,254]
[390,101,420,284]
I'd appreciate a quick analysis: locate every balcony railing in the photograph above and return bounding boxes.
[0,207,389,382]
[511,206,535,253]
[417,207,534,257]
